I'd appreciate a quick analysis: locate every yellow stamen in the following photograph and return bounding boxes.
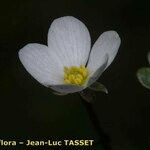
[63,65,88,85]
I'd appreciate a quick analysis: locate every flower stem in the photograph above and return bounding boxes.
[81,99,112,150]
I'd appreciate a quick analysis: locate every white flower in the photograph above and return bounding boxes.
[18,16,121,94]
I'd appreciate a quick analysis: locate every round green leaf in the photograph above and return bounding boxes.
[137,67,150,89]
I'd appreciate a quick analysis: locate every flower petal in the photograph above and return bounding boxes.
[87,31,121,75]
[87,54,108,87]
[50,84,84,93]
[48,16,91,66]
[18,43,64,86]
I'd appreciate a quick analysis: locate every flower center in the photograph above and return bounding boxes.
[64,65,88,85]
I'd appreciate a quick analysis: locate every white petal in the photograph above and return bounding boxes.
[18,43,64,86]
[48,16,91,66]
[86,54,108,87]
[50,84,84,93]
[87,31,121,75]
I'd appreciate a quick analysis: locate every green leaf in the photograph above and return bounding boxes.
[89,82,108,94]
[148,52,150,64]
[79,90,96,103]
[137,67,150,89]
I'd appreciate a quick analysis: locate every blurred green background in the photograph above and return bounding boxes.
[0,0,150,149]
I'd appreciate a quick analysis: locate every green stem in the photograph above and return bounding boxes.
[81,99,111,150]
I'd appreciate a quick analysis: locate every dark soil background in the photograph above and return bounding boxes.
[0,0,150,149]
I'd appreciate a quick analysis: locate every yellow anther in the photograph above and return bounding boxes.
[74,79,79,84]
[76,78,82,84]
[63,64,88,85]
[76,74,83,80]
[64,79,70,84]
[83,70,88,77]
[81,65,85,69]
